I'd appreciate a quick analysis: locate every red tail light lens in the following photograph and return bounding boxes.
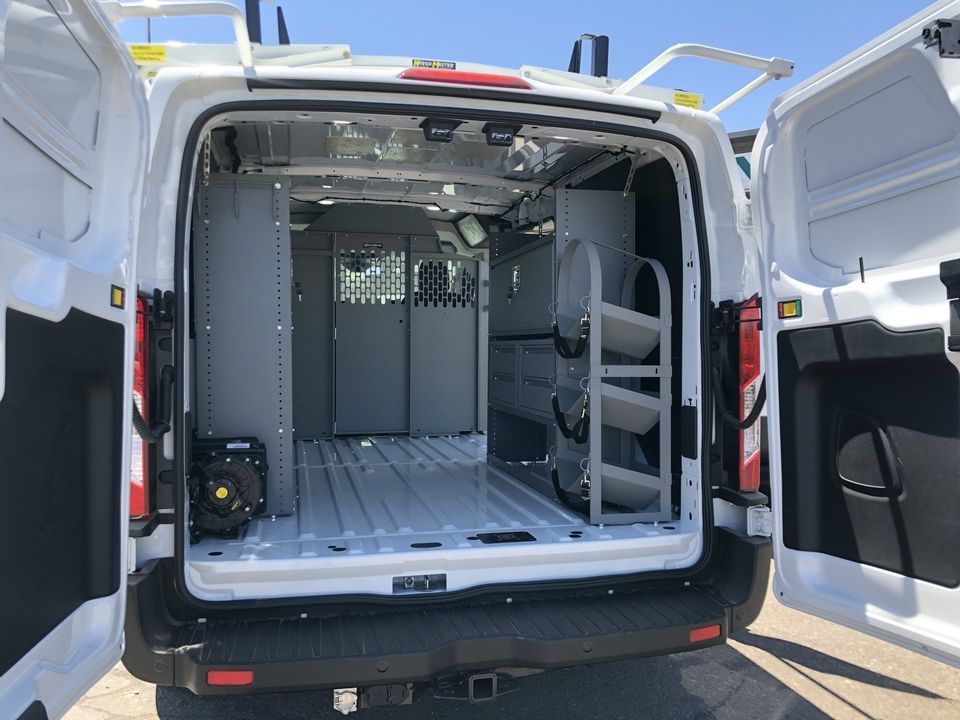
[738,297,762,493]
[398,67,533,90]
[130,294,149,518]
[207,670,254,686]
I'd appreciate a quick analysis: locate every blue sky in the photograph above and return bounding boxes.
[120,0,931,131]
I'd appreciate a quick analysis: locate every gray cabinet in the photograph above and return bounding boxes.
[489,237,555,336]
[488,339,554,421]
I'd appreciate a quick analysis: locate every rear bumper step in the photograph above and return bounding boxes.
[123,529,770,695]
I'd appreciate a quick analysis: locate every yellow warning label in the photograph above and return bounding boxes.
[129,44,167,64]
[110,285,125,309]
[673,90,704,109]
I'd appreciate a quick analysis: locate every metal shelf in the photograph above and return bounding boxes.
[553,237,672,524]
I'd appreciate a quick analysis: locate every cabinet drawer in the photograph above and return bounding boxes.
[520,343,555,380]
[519,377,553,416]
[490,343,518,375]
[490,373,518,407]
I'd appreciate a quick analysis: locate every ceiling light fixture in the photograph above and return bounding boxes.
[318,199,336,206]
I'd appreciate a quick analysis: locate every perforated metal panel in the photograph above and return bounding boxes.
[335,235,410,434]
[195,178,295,515]
[410,255,480,435]
[412,258,478,309]
[337,247,406,305]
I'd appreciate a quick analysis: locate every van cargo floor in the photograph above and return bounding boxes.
[186,435,700,600]
[295,434,586,542]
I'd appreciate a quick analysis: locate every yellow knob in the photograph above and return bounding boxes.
[214,486,229,500]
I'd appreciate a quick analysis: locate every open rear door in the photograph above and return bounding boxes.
[756,1,960,666]
[0,1,148,716]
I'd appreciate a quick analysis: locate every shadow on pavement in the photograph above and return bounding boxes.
[156,644,831,720]
[733,629,942,699]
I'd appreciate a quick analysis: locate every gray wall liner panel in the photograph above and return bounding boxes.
[292,241,334,439]
[410,255,480,436]
[195,178,295,515]
[334,234,410,434]
[556,190,636,306]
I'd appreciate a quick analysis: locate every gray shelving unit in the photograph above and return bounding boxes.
[552,237,673,524]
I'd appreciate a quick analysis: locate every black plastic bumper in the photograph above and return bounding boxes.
[123,528,770,695]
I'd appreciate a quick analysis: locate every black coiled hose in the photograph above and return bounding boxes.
[132,365,175,443]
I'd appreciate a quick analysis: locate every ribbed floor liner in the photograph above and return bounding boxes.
[294,434,584,542]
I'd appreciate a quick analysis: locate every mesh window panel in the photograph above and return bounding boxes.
[338,249,406,304]
[413,259,478,309]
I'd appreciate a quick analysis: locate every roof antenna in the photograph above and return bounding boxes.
[277,5,290,45]
[245,0,262,44]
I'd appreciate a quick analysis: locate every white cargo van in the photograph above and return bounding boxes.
[1,0,959,716]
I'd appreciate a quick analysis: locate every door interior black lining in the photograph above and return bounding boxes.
[777,319,960,587]
[0,308,124,674]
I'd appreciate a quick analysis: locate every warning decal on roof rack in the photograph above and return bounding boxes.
[412,58,456,70]
[129,44,167,64]
[673,90,704,109]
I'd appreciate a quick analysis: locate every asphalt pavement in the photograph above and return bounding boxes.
[64,570,960,720]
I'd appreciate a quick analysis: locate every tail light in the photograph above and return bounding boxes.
[738,298,762,492]
[130,294,150,518]
[398,67,533,90]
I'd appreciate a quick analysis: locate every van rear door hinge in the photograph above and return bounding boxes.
[747,505,773,537]
[923,19,960,57]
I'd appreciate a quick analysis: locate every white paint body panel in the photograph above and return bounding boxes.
[0,0,147,716]
[756,0,960,667]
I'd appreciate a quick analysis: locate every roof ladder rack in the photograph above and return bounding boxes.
[614,43,795,113]
[100,0,254,69]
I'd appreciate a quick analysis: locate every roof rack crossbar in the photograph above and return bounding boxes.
[100,0,254,69]
[613,43,794,113]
